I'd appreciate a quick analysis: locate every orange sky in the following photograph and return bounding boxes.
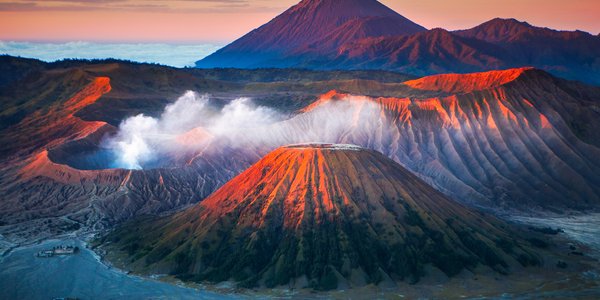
[0,0,598,43]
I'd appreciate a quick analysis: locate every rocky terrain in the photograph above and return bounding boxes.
[0,56,417,245]
[160,67,600,211]
[1,0,599,297]
[100,144,541,290]
[1,57,599,248]
[297,68,600,210]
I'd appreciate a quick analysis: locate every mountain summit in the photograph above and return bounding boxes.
[196,0,425,68]
[454,17,592,43]
[104,144,539,290]
[195,2,600,85]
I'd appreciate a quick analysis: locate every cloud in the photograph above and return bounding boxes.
[0,41,223,67]
[161,91,210,132]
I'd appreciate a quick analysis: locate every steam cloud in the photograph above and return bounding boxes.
[105,91,389,170]
[105,91,280,169]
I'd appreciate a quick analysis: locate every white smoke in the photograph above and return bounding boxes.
[104,91,281,169]
[209,98,279,137]
[160,91,209,132]
[105,91,390,170]
[112,115,157,169]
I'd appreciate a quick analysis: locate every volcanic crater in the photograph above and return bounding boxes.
[46,125,123,171]
[101,143,543,290]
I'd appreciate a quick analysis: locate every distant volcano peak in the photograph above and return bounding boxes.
[291,0,408,18]
[196,0,425,68]
[486,17,532,26]
[195,0,600,85]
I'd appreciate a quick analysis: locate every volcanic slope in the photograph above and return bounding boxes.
[0,70,245,238]
[453,18,600,84]
[196,0,600,85]
[104,144,540,290]
[286,68,600,211]
[0,57,417,243]
[328,20,600,83]
[193,68,600,211]
[195,0,425,68]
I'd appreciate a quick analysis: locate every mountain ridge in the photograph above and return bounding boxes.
[196,1,600,85]
[454,17,596,43]
[403,67,535,93]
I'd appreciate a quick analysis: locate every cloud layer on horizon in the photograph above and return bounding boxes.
[0,41,222,67]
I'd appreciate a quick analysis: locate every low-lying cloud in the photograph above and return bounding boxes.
[0,41,222,67]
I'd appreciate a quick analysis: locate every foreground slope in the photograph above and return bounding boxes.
[103,144,539,289]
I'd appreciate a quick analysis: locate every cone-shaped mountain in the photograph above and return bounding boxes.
[196,0,426,68]
[104,144,539,290]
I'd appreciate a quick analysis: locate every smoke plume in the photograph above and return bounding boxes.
[105,91,389,169]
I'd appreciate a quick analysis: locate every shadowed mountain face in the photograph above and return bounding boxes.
[102,144,539,290]
[195,0,425,68]
[329,28,508,75]
[453,18,600,84]
[196,0,600,85]
[454,18,595,43]
[0,55,47,89]
[333,19,600,83]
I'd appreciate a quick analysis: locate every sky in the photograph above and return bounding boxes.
[0,41,223,67]
[0,0,598,43]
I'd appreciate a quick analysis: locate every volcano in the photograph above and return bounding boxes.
[295,68,600,210]
[195,0,426,68]
[104,144,539,290]
[453,18,600,84]
[196,0,600,85]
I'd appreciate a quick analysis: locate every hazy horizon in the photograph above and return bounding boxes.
[0,41,223,67]
[2,0,598,67]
